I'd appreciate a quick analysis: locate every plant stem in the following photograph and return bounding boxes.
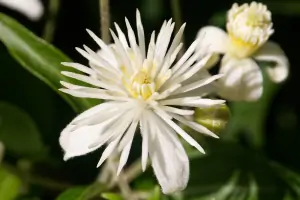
[98,2,137,199]
[100,0,111,43]
[170,0,185,56]
[42,0,60,42]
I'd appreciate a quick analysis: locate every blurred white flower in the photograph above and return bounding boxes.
[59,10,224,194]
[0,0,43,20]
[196,2,289,101]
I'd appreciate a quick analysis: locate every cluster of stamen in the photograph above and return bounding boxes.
[226,2,274,58]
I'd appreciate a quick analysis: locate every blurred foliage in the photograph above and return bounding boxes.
[0,102,47,159]
[0,166,21,200]
[0,0,299,200]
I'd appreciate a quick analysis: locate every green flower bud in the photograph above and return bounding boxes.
[194,104,230,135]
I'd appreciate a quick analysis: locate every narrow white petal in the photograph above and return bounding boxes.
[218,56,263,101]
[124,18,143,67]
[60,81,85,90]
[110,30,134,73]
[254,41,289,83]
[117,121,139,175]
[171,38,201,74]
[147,31,156,61]
[61,62,95,75]
[172,74,223,95]
[81,46,121,76]
[59,88,128,101]
[170,113,219,138]
[159,97,225,107]
[147,111,189,194]
[86,29,116,60]
[152,107,205,154]
[163,54,213,90]
[165,23,186,59]
[61,71,123,92]
[94,44,119,68]
[114,22,129,49]
[71,101,123,123]
[136,10,146,59]
[140,112,149,171]
[97,135,122,168]
[161,106,194,116]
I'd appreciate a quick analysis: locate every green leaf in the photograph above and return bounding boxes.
[0,102,46,159]
[0,13,95,113]
[101,193,124,200]
[0,166,21,200]
[272,163,300,198]
[56,183,105,200]
[183,140,288,200]
[223,70,279,148]
[147,186,161,200]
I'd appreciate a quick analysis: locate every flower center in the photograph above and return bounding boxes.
[226,2,274,58]
[121,61,156,100]
[132,71,151,85]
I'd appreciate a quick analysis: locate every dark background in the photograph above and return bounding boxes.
[0,0,300,199]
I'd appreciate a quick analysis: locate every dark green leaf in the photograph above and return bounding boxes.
[272,163,300,199]
[0,13,95,112]
[101,193,124,200]
[56,183,105,200]
[183,140,288,200]
[0,102,46,159]
[0,166,21,200]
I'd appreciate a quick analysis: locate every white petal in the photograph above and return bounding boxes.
[254,41,289,83]
[196,26,228,68]
[59,103,131,160]
[218,56,263,101]
[140,112,149,172]
[170,114,219,138]
[117,120,139,175]
[148,112,189,194]
[136,10,146,59]
[172,74,223,95]
[152,106,205,154]
[0,0,43,20]
[60,124,105,160]
[93,44,119,68]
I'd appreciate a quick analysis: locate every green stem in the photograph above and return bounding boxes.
[170,0,185,56]
[100,0,111,43]
[42,0,60,42]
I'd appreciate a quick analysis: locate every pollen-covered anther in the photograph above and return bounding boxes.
[226,1,274,58]
[125,70,155,100]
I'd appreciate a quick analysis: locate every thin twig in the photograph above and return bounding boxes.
[42,0,60,42]
[100,0,111,43]
[170,0,185,57]
[107,155,138,200]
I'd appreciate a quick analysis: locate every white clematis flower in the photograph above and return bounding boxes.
[59,10,225,194]
[196,1,289,101]
[0,0,43,20]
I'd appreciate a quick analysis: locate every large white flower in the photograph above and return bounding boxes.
[196,2,289,101]
[0,0,43,20]
[59,10,224,194]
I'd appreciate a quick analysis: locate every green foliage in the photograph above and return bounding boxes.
[101,193,124,200]
[183,141,289,200]
[0,166,21,200]
[0,102,46,159]
[56,183,105,200]
[0,13,95,113]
